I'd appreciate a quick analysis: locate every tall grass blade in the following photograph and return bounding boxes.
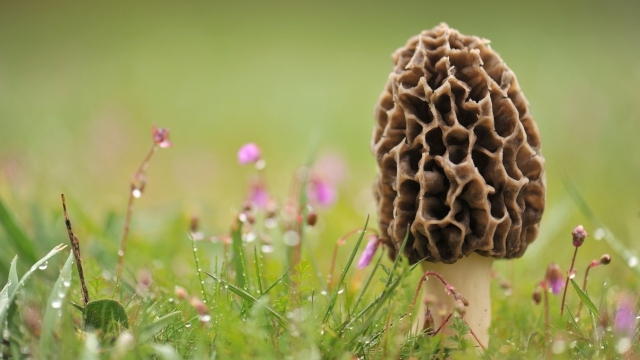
[0,244,67,325]
[40,252,74,354]
[0,197,38,264]
[322,216,369,324]
[230,221,247,289]
[139,311,181,343]
[206,272,287,328]
[570,279,600,318]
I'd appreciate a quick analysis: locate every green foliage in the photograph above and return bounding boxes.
[82,299,129,336]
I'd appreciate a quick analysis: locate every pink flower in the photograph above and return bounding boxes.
[544,263,564,295]
[237,143,261,165]
[152,126,172,148]
[307,178,336,207]
[572,225,588,247]
[357,235,380,269]
[248,180,270,208]
[614,293,637,337]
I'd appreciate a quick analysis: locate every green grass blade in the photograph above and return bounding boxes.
[570,279,600,318]
[206,272,287,329]
[0,244,67,325]
[352,250,385,314]
[253,246,263,295]
[230,222,247,289]
[40,252,74,354]
[7,255,18,295]
[322,215,369,324]
[0,198,38,264]
[139,311,181,343]
[261,267,291,296]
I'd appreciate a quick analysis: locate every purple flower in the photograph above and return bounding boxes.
[357,235,380,269]
[614,293,637,337]
[152,126,172,148]
[544,263,564,295]
[248,180,270,208]
[237,143,261,165]
[307,178,336,207]
[572,224,588,247]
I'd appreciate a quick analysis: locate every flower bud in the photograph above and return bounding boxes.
[544,263,564,295]
[571,225,588,247]
[423,309,435,335]
[174,286,188,300]
[306,211,318,226]
[599,254,611,265]
[532,288,542,305]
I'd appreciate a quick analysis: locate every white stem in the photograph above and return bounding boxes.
[418,253,493,347]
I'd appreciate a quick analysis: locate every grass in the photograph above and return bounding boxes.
[0,134,638,359]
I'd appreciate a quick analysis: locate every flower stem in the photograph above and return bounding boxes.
[575,263,593,318]
[560,246,579,315]
[114,144,157,297]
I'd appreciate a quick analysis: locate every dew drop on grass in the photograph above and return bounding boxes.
[193,247,198,252]
[261,245,274,253]
[132,189,142,198]
[51,299,62,309]
[244,232,256,243]
[185,323,192,328]
[627,256,638,268]
[320,291,327,296]
[551,339,566,354]
[337,288,345,295]
[199,314,212,322]
[265,218,277,229]
[616,337,632,354]
[38,261,48,270]
[63,280,71,287]
[283,231,300,247]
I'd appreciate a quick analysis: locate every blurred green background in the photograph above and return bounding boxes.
[0,0,639,285]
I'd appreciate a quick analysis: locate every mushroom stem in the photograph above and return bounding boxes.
[419,253,493,347]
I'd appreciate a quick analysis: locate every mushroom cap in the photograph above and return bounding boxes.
[372,23,545,264]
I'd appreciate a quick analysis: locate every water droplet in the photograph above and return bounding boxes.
[594,228,605,240]
[551,340,566,354]
[132,189,142,198]
[244,232,256,243]
[337,288,345,295]
[51,299,62,309]
[261,244,274,253]
[627,256,638,268]
[38,261,48,270]
[320,291,327,296]
[569,341,577,349]
[569,272,576,279]
[184,323,192,328]
[168,298,174,303]
[264,218,277,229]
[58,290,66,298]
[118,250,124,256]
[616,337,632,354]
[199,314,212,322]
[63,280,71,287]
[238,213,248,223]
[193,247,198,252]
[283,230,300,247]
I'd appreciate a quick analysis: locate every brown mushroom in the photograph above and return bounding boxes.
[371,23,545,345]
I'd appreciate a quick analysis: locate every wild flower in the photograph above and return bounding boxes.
[307,177,336,207]
[152,126,172,148]
[571,224,588,247]
[561,225,588,314]
[357,235,380,269]
[545,263,564,295]
[237,143,261,165]
[614,293,637,337]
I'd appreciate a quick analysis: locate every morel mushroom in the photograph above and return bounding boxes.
[371,23,545,345]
